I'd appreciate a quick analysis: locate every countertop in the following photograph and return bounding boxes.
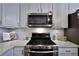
[0,39,79,55]
[0,39,28,55]
[53,40,79,48]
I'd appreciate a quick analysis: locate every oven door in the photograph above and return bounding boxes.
[29,51,58,56]
[24,49,58,56]
[23,45,58,56]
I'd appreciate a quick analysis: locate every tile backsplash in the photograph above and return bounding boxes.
[50,29,64,40]
[0,28,64,42]
[11,28,64,40]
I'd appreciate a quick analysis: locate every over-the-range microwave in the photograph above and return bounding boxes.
[28,13,53,28]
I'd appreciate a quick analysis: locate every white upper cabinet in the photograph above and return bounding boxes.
[29,3,40,13]
[20,3,29,27]
[28,3,53,13]
[41,3,53,13]
[69,3,79,13]
[53,3,68,28]
[0,4,2,25]
[2,3,20,27]
[20,3,68,28]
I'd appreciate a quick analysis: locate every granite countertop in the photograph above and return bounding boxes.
[53,40,79,48]
[0,39,28,55]
[0,39,79,55]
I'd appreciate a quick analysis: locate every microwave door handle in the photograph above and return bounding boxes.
[48,18,50,22]
[47,15,50,22]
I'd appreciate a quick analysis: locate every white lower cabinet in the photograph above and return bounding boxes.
[59,53,78,56]
[2,46,24,56]
[13,46,24,56]
[2,48,13,56]
[59,47,78,56]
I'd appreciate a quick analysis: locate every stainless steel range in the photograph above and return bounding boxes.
[23,33,58,56]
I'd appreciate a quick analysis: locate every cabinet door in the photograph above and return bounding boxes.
[59,53,78,56]
[53,3,68,28]
[69,3,79,13]
[59,47,78,56]
[41,3,53,13]
[2,3,19,27]
[20,3,29,27]
[13,46,24,56]
[0,4,2,25]
[2,49,13,56]
[29,3,40,13]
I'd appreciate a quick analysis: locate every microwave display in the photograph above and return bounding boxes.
[28,14,52,28]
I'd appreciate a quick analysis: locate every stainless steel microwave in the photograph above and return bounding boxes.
[28,13,52,28]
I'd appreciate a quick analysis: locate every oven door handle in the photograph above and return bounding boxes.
[24,50,58,53]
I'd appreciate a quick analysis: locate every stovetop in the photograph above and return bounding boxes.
[27,38,56,45]
[27,33,56,45]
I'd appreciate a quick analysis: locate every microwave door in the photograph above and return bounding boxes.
[28,14,52,27]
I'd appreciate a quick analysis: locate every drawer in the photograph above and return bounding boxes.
[59,47,78,53]
[59,53,78,56]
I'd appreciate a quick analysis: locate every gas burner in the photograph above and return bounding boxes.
[27,33,56,45]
